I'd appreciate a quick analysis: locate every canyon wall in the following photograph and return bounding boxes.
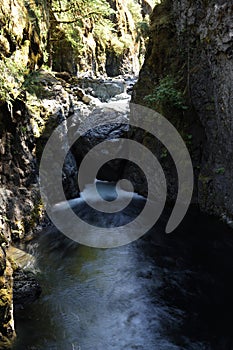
[51,0,154,76]
[131,0,233,221]
[0,0,45,346]
[0,1,78,346]
[0,0,232,346]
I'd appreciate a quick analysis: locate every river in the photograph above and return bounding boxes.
[12,78,233,350]
[12,181,233,350]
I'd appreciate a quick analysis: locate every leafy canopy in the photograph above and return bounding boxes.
[52,0,114,24]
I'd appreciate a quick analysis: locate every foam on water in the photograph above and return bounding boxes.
[52,180,144,212]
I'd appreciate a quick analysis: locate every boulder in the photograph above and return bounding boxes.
[13,269,41,309]
[78,78,125,102]
[72,102,129,182]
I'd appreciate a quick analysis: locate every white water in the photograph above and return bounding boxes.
[52,180,143,213]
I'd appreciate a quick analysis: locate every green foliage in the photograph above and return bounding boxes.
[160,148,168,159]
[127,0,142,24]
[46,0,155,71]
[136,18,150,41]
[144,75,187,110]
[108,0,151,58]
[52,0,113,23]
[0,57,26,105]
[215,167,225,175]
[20,126,27,134]
[110,33,134,56]
[94,19,115,48]
[0,58,48,106]
[51,0,114,42]
[22,70,44,96]
[183,133,193,145]
[49,0,116,67]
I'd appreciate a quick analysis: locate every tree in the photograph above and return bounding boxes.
[46,0,114,71]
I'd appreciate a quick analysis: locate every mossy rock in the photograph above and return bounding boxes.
[0,289,12,322]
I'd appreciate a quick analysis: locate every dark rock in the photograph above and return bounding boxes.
[72,103,129,182]
[54,71,71,82]
[63,150,79,199]
[130,0,233,221]
[77,78,125,102]
[72,87,85,100]
[0,248,6,276]
[13,269,41,309]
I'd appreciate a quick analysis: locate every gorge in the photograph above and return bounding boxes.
[0,0,233,349]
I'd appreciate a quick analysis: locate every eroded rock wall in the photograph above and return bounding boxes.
[0,1,80,343]
[0,0,45,346]
[0,251,14,349]
[0,70,80,346]
[0,0,47,69]
[131,0,233,220]
[52,0,154,76]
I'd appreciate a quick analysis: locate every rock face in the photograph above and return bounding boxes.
[8,246,41,311]
[0,251,15,349]
[72,101,129,182]
[77,77,125,102]
[27,71,79,201]
[0,0,49,343]
[0,68,80,345]
[0,26,79,346]
[52,0,153,77]
[0,0,47,70]
[0,70,79,243]
[131,0,233,221]
[13,269,42,309]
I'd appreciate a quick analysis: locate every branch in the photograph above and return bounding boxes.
[54,12,101,24]
[52,6,74,13]
[55,19,80,24]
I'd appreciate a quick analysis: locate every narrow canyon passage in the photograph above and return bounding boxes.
[0,0,232,348]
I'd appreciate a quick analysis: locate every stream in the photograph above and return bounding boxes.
[12,182,233,350]
[12,78,233,350]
